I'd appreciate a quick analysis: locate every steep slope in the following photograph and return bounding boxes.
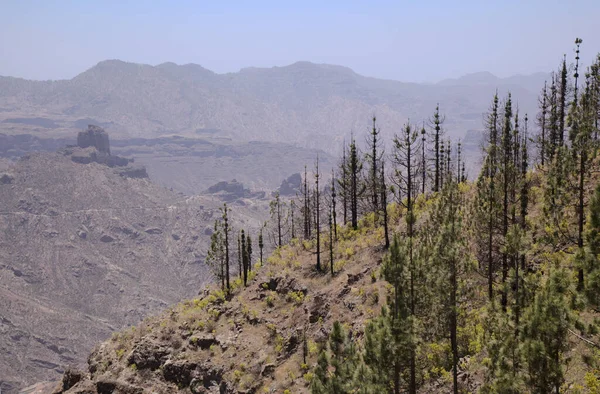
[0,151,267,392]
[50,217,390,394]
[48,170,600,394]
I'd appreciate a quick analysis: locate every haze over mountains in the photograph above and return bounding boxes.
[1,61,545,151]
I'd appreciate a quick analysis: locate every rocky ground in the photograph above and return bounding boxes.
[0,145,268,393]
[50,221,390,394]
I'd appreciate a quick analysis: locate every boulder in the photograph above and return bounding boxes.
[0,173,14,184]
[189,334,218,350]
[100,235,114,243]
[162,360,198,386]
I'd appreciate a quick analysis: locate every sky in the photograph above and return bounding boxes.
[0,0,599,83]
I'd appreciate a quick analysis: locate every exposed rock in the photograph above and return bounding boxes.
[144,227,163,235]
[204,179,264,202]
[260,363,276,377]
[275,172,302,196]
[99,235,115,243]
[77,125,110,154]
[347,272,362,285]
[258,277,280,292]
[162,360,197,386]
[126,340,169,370]
[57,368,84,392]
[96,379,142,394]
[189,334,218,350]
[0,172,14,184]
[259,275,307,295]
[306,293,330,323]
[115,165,148,179]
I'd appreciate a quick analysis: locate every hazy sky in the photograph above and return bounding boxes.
[1,0,598,82]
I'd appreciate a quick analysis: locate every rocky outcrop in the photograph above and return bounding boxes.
[0,172,14,184]
[62,127,149,179]
[77,125,110,154]
[204,179,265,202]
[115,165,148,179]
[276,173,302,196]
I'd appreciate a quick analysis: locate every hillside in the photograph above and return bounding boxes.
[46,169,600,394]
[42,209,397,394]
[0,61,544,194]
[0,60,544,151]
[0,147,268,392]
[43,47,600,389]
[0,133,336,195]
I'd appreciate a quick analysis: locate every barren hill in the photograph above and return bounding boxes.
[0,60,545,151]
[0,148,267,392]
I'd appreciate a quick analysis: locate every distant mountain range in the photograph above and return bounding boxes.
[0,60,547,154]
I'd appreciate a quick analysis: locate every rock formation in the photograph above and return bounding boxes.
[204,179,265,202]
[65,126,148,179]
[77,125,110,154]
[276,173,302,196]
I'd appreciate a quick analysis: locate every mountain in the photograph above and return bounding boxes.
[0,145,267,392]
[0,61,546,193]
[0,60,546,152]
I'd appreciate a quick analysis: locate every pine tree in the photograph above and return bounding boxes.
[431,181,470,394]
[516,116,530,328]
[329,210,334,276]
[241,229,248,286]
[431,104,444,192]
[303,165,312,239]
[382,235,418,394]
[290,199,296,240]
[501,94,514,310]
[439,139,445,190]
[348,136,364,230]
[585,183,600,305]
[421,122,427,194]
[521,269,570,394]
[315,156,322,271]
[247,233,252,273]
[270,191,285,248]
[340,141,349,226]
[367,116,383,214]
[258,226,264,267]
[381,161,390,249]
[537,82,548,166]
[220,203,231,292]
[573,65,598,290]
[548,75,559,161]
[311,321,360,394]
[237,231,242,279]
[480,93,500,301]
[205,218,226,290]
[331,168,338,241]
[558,56,568,147]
